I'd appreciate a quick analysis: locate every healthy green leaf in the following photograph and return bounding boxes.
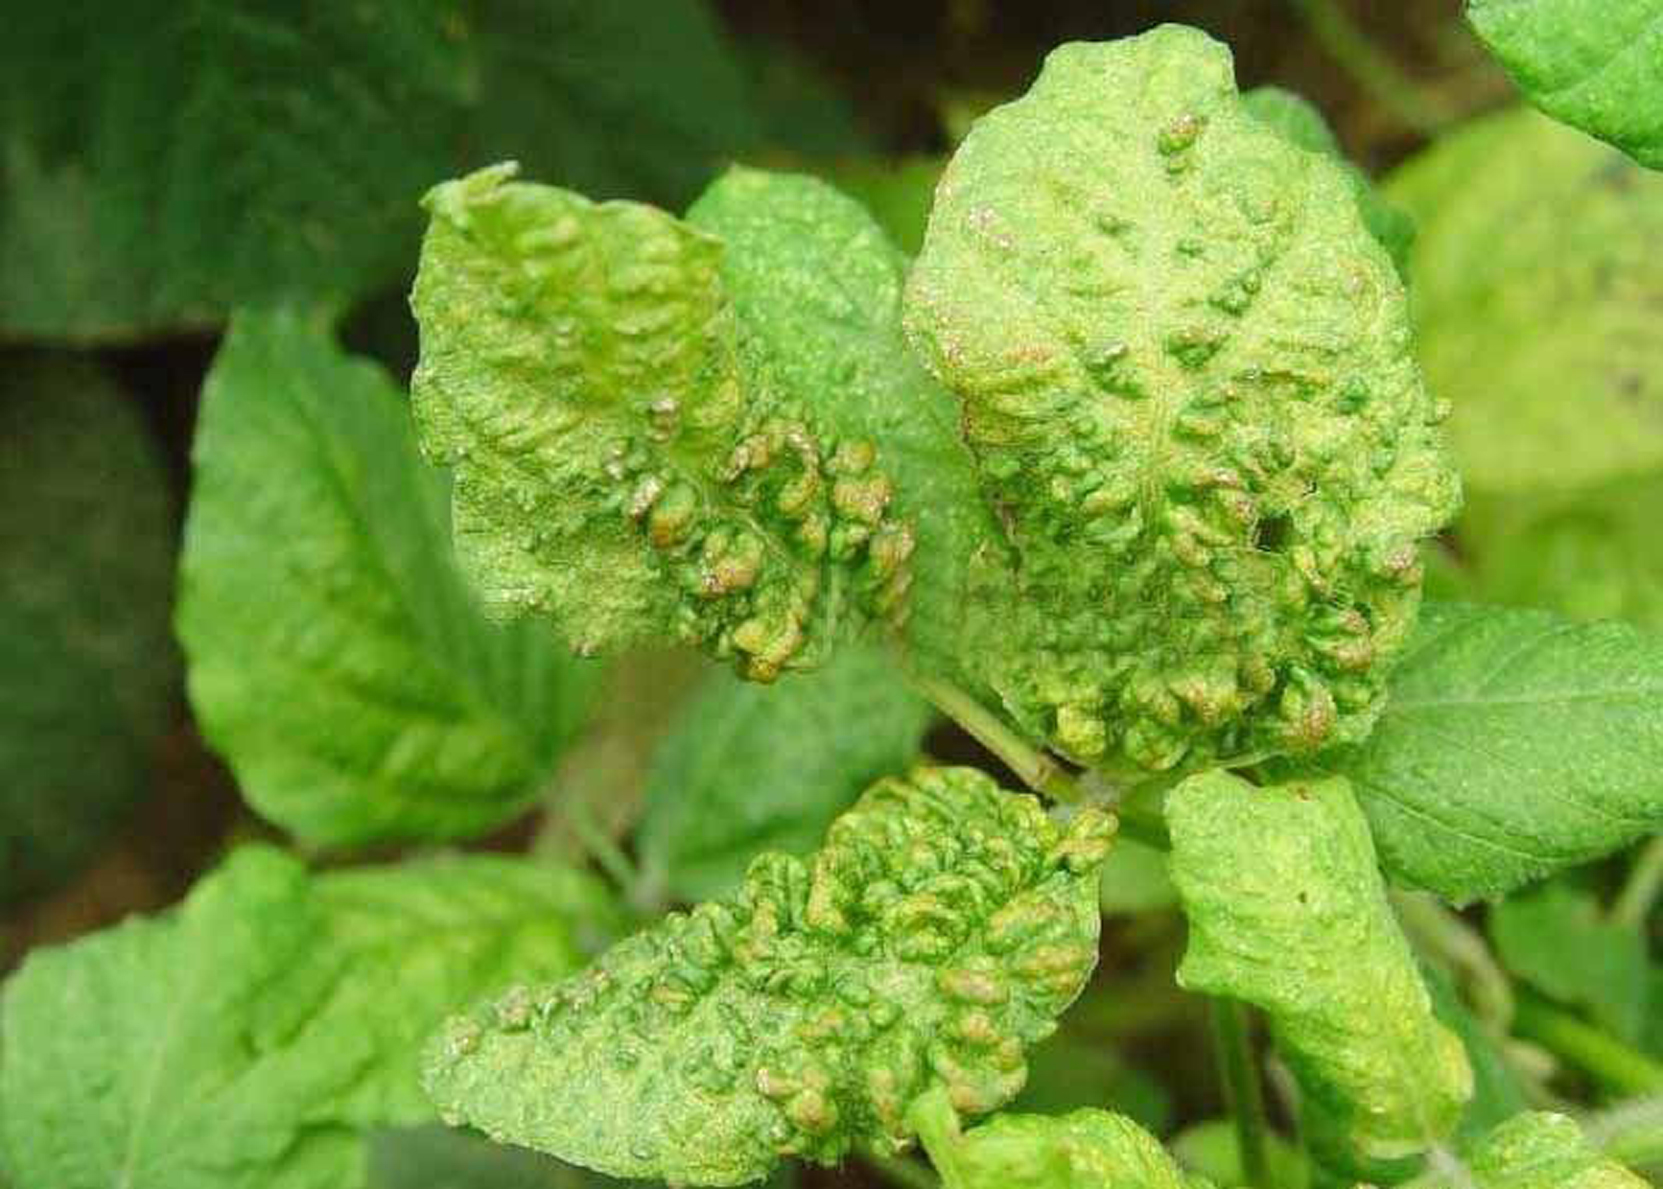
[1167,770,1472,1162]
[1423,1111,1648,1188]
[0,0,777,343]
[1387,107,1663,497]
[1317,602,1663,901]
[685,167,1009,685]
[0,355,174,901]
[1490,881,1649,1041]
[1169,1120,1313,1189]
[424,767,1114,1185]
[1467,0,1663,169]
[410,165,911,680]
[904,25,1459,774]
[177,308,598,846]
[0,845,616,1189]
[825,156,946,255]
[638,642,934,901]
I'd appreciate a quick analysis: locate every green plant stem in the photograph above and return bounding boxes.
[1392,889,1515,1027]
[1613,836,1663,928]
[1289,0,1451,134]
[1514,991,1663,1096]
[912,675,1081,803]
[863,1151,943,1189]
[1211,997,1276,1189]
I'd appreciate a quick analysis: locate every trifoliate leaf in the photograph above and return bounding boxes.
[0,356,174,902]
[424,767,1114,1186]
[1167,771,1472,1162]
[0,0,777,343]
[1468,0,1663,170]
[1432,1111,1648,1188]
[411,165,911,680]
[1317,602,1663,901]
[638,642,934,901]
[177,309,598,846]
[0,846,616,1189]
[1388,107,1663,497]
[904,25,1459,775]
[686,167,1010,684]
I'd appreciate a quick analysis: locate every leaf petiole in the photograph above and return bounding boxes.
[1210,996,1277,1189]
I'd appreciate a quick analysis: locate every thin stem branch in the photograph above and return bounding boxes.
[911,674,1081,803]
[1288,0,1452,135]
[1614,836,1663,929]
[1211,998,1276,1189]
[1514,991,1663,1097]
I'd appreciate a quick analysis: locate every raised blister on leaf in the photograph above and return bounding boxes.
[412,164,908,679]
[1167,771,1471,1164]
[905,25,1459,774]
[423,767,1114,1186]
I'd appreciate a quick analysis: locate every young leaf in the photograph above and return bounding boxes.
[1426,1111,1648,1188]
[0,846,616,1189]
[1316,602,1663,901]
[177,309,598,846]
[904,25,1459,775]
[638,642,934,901]
[0,356,174,901]
[1490,882,1649,1042]
[424,767,1114,1186]
[411,165,911,679]
[1167,771,1472,1162]
[1467,0,1663,170]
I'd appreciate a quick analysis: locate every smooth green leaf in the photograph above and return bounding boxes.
[825,156,945,255]
[1318,602,1663,901]
[424,767,1113,1186]
[638,642,934,902]
[1490,882,1648,1041]
[1388,107,1663,497]
[0,845,615,1189]
[904,25,1459,775]
[0,0,777,343]
[0,355,174,901]
[177,308,598,846]
[410,165,911,680]
[1168,771,1472,1162]
[1468,0,1663,169]
[1424,1111,1648,1188]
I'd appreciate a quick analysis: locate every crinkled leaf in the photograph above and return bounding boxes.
[177,308,598,846]
[904,25,1458,775]
[1388,107,1663,496]
[0,0,780,343]
[1168,770,1471,1162]
[1316,602,1663,901]
[0,846,616,1189]
[411,165,911,680]
[424,767,1113,1186]
[1490,881,1648,1042]
[1468,0,1663,169]
[638,642,934,901]
[686,167,1008,684]
[1435,1111,1648,1188]
[0,355,174,901]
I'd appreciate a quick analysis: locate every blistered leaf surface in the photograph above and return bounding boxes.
[177,309,598,846]
[411,166,910,680]
[424,767,1113,1185]
[919,1102,1202,1189]
[1468,0,1663,169]
[905,25,1458,774]
[0,846,615,1189]
[1319,602,1663,901]
[1168,770,1471,1162]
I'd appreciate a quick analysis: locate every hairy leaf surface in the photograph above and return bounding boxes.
[1468,0,1663,169]
[1317,602,1663,901]
[905,25,1459,774]
[0,846,615,1189]
[177,309,598,846]
[0,357,174,901]
[639,642,934,901]
[1168,771,1471,1162]
[411,165,910,679]
[425,767,1113,1185]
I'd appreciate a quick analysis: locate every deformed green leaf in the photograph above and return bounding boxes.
[638,642,934,902]
[904,25,1459,775]
[424,767,1114,1186]
[1429,1111,1648,1188]
[1468,0,1663,170]
[1167,770,1471,1163]
[0,355,174,902]
[0,846,616,1189]
[411,165,911,680]
[1317,602,1663,901]
[177,308,598,846]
